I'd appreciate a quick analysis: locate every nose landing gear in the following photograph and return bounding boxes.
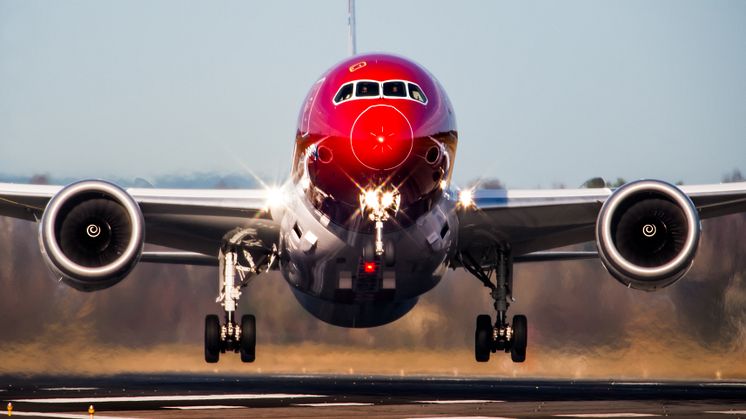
[462,247,528,363]
[359,187,401,261]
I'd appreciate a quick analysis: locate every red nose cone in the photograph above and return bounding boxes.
[350,105,414,170]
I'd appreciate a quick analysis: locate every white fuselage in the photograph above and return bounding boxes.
[276,183,458,327]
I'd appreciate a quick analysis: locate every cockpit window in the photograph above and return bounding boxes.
[408,83,427,104]
[356,81,380,97]
[332,79,427,105]
[333,83,354,104]
[383,81,407,97]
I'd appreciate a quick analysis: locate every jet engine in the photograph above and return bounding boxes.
[595,180,700,291]
[39,180,144,291]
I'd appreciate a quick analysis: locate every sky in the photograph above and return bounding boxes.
[0,0,744,188]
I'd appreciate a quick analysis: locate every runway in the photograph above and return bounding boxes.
[2,374,745,418]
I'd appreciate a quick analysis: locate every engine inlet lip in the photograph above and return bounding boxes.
[596,179,700,282]
[40,180,144,279]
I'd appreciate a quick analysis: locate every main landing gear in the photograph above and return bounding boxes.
[461,247,527,363]
[205,231,275,363]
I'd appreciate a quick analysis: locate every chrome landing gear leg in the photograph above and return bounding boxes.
[359,187,401,261]
[205,249,245,363]
[205,236,275,363]
[462,247,527,363]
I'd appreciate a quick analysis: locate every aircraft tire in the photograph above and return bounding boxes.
[384,240,395,266]
[204,314,221,363]
[510,314,527,363]
[475,314,492,362]
[240,314,256,363]
[362,242,375,261]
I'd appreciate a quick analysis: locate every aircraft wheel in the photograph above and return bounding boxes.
[510,314,527,363]
[475,314,492,362]
[362,242,375,261]
[204,314,221,363]
[384,240,396,266]
[240,314,256,363]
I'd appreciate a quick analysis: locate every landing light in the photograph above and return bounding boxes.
[364,190,380,211]
[264,187,286,210]
[381,191,395,209]
[359,187,401,257]
[459,189,475,208]
[360,187,401,216]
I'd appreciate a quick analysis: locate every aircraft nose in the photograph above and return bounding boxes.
[350,105,414,170]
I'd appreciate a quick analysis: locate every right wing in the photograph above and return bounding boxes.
[127,187,280,256]
[0,182,281,258]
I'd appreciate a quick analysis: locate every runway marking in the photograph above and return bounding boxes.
[610,382,663,386]
[410,417,515,419]
[554,415,659,418]
[164,405,248,410]
[417,400,505,404]
[41,387,99,391]
[702,383,746,387]
[12,393,326,403]
[4,412,131,419]
[293,402,374,407]
[705,411,746,415]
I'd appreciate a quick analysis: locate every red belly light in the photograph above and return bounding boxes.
[350,105,414,170]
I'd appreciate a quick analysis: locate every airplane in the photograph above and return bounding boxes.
[2,3,746,365]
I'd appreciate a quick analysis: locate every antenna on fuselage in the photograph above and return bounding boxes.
[348,0,357,56]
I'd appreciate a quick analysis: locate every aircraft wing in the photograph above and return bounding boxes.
[0,182,280,258]
[457,181,746,259]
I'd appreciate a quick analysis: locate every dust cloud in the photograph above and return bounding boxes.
[0,213,745,379]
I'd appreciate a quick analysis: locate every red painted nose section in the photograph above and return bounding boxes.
[350,105,414,170]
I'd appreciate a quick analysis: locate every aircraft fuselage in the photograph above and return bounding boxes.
[277,54,459,327]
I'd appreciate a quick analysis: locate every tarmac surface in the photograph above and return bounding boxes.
[1,374,745,418]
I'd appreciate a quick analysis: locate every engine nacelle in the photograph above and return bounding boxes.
[39,180,144,291]
[595,180,700,291]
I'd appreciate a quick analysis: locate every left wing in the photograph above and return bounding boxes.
[457,187,610,257]
[456,180,746,364]
[457,181,746,258]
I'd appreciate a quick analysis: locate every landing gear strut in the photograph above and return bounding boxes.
[462,247,528,363]
[205,231,275,363]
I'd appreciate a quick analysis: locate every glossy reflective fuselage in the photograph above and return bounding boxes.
[278,54,459,327]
